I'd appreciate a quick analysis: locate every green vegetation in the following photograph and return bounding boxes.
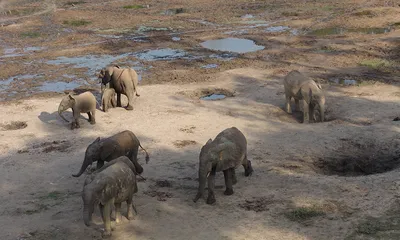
[65,1,86,5]
[63,19,91,27]
[123,5,144,9]
[285,206,325,222]
[20,32,40,38]
[359,59,392,70]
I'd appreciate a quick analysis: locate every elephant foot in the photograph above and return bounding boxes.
[127,212,134,220]
[90,120,96,125]
[102,231,112,238]
[206,195,216,205]
[232,178,237,185]
[224,188,234,196]
[126,105,134,111]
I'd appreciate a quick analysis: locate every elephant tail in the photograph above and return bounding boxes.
[139,143,150,164]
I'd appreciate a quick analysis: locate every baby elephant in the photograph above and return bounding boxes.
[193,127,253,205]
[58,91,97,129]
[101,88,116,112]
[283,70,325,123]
[72,130,150,178]
[82,156,138,237]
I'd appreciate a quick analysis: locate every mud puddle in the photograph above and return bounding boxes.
[329,78,358,86]
[134,48,196,61]
[201,94,226,100]
[201,64,219,69]
[200,38,264,53]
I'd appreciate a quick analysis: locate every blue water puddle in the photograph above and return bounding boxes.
[172,36,181,41]
[134,48,193,61]
[241,14,255,19]
[39,81,82,92]
[201,94,226,100]
[47,54,131,75]
[201,64,219,69]
[200,38,264,53]
[1,74,40,90]
[265,26,290,33]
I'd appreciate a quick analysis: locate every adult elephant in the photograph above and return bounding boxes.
[98,65,140,110]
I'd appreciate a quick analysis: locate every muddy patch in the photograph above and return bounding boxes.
[134,48,194,61]
[18,140,72,154]
[200,38,265,53]
[179,126,196,133]
[179,88,235,101]
[173,140,197,148]
[309,27,392,36]
[143,190,173,201]
[155,180,173,188]
[314,138,400,176]
[238,196,275,212]
[0,121,27,131]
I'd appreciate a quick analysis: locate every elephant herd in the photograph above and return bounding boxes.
[55,65,325,237]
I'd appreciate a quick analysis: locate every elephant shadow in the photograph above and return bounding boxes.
[38,111,93,129]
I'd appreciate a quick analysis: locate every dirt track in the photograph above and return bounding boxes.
[1,1,400,240]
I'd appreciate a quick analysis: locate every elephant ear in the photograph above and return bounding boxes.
[99,142,117,161]
[68,94,76,102]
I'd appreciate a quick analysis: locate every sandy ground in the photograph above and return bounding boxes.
[1,68,400,240]
[1,0,400,239]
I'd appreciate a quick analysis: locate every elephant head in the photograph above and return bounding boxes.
[98,66,115,86]
[193,140,238,202]
[308,88,325,122]
[72,137,144,177]
[58,94,75,123]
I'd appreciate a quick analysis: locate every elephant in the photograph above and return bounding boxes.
[72,130,150,177]
[283,70,326,123]
[82,156,138,237]
[101,87,116,112]
[98,65,140,111]
[193,127,253,205]
[58,91,97,130]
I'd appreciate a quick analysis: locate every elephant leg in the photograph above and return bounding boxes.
[114,202,122,224]
[87,112,92,122]
[232,168,237,185]
[223,169,234,196]
[73,110,81,128]
[117,93,122,107]
[99,204,105,222]
[111,96,117,108]
[206,168,216,205]
[90,109,96,124]
[302,100,310,123]
[285,95,292,114]
[243,154,253,177]
[309,104,315,123]
[126,196,134,220]
[125,92,134,111]
[295,99,300,112]
[102,198,114,237]
[97,160,104,169]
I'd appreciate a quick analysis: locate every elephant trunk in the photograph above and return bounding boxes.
[72,159,92,177]
[319,104,325,122]
[58,106,69,123]
[193,163,208,203]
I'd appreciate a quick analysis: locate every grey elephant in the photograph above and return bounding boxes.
[72,130,150,177]
[283,70,325,123]
[193,127,253,205]
[82,156,138,237]
[98,65,140,111]
[101,87,116,112]
[58,91,97,130]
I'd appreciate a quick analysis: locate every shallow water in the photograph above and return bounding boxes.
[201,64,219,69]
[172,37,181,41]
[47,54,130,75]
[38,81,82,92]
[134,48,187,61]
[265,26,290,33]
[200,38,264,53]
[201,94,226,100]
[330,79,358,85]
